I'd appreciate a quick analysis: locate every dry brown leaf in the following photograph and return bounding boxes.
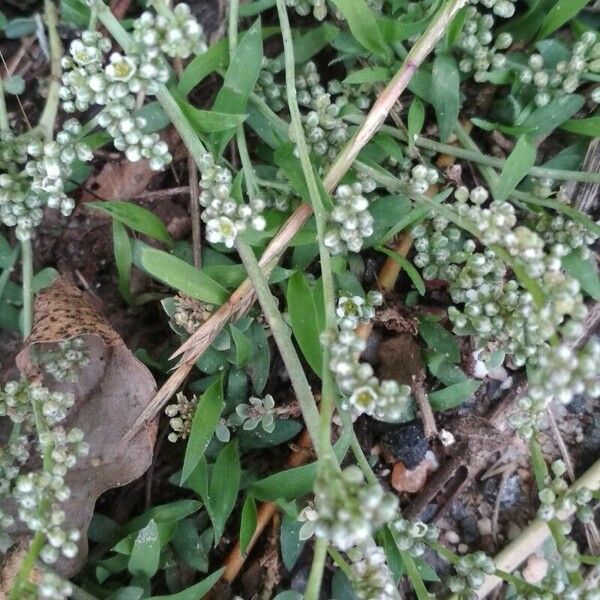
[4,278,157,577]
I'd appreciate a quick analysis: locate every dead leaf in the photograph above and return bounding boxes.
[3,278,157,577]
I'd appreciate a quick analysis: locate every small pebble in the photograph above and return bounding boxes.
[477,517,492,537]
[522,554,548,584]
[439,429,455,447]
[391,461,428,494]
[445,531,460,545]
[457,543,469,555]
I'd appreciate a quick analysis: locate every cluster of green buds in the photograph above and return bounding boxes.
[198,153,266,248]
[328,294,414,422]
[36,572,73,600]
[132,3,207,59]
[313,461,398,551]
[285,0,328,21]
[39,336,90,383]
[335,291,382,330]
[391,517,438,557]
[296,63,351,165]
[448,551,496,597]
[0,379,88,566]
[413,186,589,365]
[255,58,286,112]
[472,0,516,18]
[347,543,398,600]
[165,391,197,443]
[324,182,374,254]
[532,211,599,259]
[519,32,600,107]
[456,6,513,81]
[537,460,594,526]
[406,163,439,195]
[0,120,92,240]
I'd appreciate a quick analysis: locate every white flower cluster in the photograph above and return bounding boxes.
[513,571,600,600]
[314,462,398,551]
[256,58,286,112]
[537,460,594,526]
[324,182,374,254]
[165,391,197,442]
[0,130,27,171]
[335,291,382,330]
[0,380,88,566]
[347,544,398,600]
[40,336,90,383]
[448,551,496,597]
[457,7,513,82]
[391,517,438,557]
[295,62,351,165]
[519,32,600,107]
[329,293,414,422]
[198,153,266,248]
[61,4,206,170]
[0,120,92,240]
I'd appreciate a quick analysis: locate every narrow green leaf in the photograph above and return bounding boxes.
[181,379,225,483]
[246,320,271,394]
[562,251,600,300]
[212,19,263,152]
[230,325,253,367]
[560,116,600,137]
[178,39,229,96]
[113,220,133,303]
[343,66,389,85]
[376,246,425,295]
[407,98,425,145]
[176,97,247,133]
[209,441,241,541]
[330,0,389,58]
[431,54,460,143]
[494,135,537,201]
[128,519,160,578]
[150,568,225,600]
[286,271,322,376]
[429,379,481,411]
[280,511,305,571]
[284,22,339,65]
[521,95,585,137]
[240,0,276,16]
[89,201,173,246]
[133,242,229,305]
[418,316,460,363]
[536,0,591,41]
[240,494,258,554]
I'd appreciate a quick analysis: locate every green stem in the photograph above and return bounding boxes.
[327,546,354,579]
[399,549,430,600]
[275,0,337,460]
[21,239,33,339]
[0,76,9,132]
[343,115,600,185]
[7,534,46,600]
[304,537,328,600]
[37,0,62,141]
[235,240,322,450]
[0,245,21,302]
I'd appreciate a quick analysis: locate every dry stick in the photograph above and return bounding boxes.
[127,0,468,438]
[475,455,600,599]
